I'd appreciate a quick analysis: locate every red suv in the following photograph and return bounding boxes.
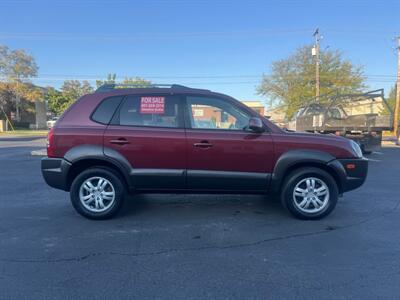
[42,84,368,220]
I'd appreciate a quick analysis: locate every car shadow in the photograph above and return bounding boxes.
[119,193,287,219]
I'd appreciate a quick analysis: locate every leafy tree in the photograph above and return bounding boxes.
[257,45,366,118]
[45,87,68,116]
[96,73,116,88]
[61,80,93,99]
[48,75,152,116]
[0,45,38,80]
[0,45,40,119]
[121,77,151,87]
[46,80,93,116]
[0,82,15,116]
[381,85,396,115]
[96,74,151,88]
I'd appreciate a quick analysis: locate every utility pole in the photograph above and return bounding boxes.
[394,36,400,144]
[313,28,321,100]
[12,76,21,122]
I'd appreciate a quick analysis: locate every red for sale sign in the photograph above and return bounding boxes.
[140,96,165,114]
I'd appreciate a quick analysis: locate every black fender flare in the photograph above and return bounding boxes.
[271,149,346,193]
[64,144,133,187]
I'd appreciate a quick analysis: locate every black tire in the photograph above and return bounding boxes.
[280,167,338,220]
[360,144,371,155]
[70,167,125,220]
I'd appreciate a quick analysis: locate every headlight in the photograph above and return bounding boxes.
[350,140,363,158]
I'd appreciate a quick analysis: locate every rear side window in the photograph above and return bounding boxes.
[92,96,123,124]
[118,95,181,128]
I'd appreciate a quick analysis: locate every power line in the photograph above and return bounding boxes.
[313,27,321,99]
[0,29,314,41]
[1,28,399,41]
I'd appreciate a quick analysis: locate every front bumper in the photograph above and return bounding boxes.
[41,157,71,191]
[329,157,368,193]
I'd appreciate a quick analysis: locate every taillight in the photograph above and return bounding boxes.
[47,127,55,157]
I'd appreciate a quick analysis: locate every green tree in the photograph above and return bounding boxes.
[96,74,151,88]
[47,76,152,116]
[96,73,116,88]
[121,77,151,87]
[61,80,93,99]
[0,82,16,117]
[257,45,366,118]
[0,45,38,80]
[381,86,396,116]
[0,45,40,119]
[45,87,68,116]
[46,80,93,116]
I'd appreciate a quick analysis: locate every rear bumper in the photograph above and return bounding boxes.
[329,157,368,193]
[41,157,71,191]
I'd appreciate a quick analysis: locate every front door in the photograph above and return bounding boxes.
[185,96,274,191]
[104,94,186,190]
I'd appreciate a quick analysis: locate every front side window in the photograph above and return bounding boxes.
[187,96,250,130]
[119,95,180,128]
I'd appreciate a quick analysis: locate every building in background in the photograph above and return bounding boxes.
[265,106,287,128]
[241,100,289,128]
[191,104,235,129]
[8,85,48,129]
[241,101,265,116]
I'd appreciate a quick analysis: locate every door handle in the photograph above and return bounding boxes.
[109,138,130,145]
[193,141,213,149]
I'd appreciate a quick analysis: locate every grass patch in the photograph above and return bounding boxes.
[0,130,48,137]
[383,131,394,137]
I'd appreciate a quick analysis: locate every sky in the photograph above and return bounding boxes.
[0,0,399,104]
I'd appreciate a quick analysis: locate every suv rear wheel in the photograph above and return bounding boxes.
[70,167,125,219]
[281,167,338,220]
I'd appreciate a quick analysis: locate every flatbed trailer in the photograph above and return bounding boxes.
[288,89,393,153]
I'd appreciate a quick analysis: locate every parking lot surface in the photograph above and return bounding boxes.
[1,136,400,299]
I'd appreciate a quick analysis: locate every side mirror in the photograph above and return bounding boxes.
[248,117,265,133]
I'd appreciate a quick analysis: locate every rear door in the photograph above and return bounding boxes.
[103,93,186,190]
[184,95,274,192]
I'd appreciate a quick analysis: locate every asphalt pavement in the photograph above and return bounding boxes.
[0,136,399,299]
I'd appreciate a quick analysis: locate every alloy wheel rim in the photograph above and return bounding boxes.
[79,176,115,213]
[293,177,329,214]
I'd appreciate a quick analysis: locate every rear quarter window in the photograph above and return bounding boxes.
[91,96,124,124]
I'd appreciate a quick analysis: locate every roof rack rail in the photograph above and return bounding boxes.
[95,83,191,93]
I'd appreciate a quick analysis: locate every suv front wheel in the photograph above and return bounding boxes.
[281,167,338,220]
[70,167,125,220]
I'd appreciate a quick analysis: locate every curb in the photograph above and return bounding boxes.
[382,141,399,146]
[31,149,47,156]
